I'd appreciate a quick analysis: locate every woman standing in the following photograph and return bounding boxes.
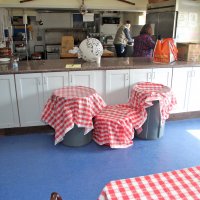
[133,24,155,58]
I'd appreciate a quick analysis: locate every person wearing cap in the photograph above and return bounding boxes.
[133,24,155,58]
[113,20,133,57]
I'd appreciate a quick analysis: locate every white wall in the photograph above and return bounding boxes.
[176,0,200,43]
[40,13,72,28]
[0,0,148,12]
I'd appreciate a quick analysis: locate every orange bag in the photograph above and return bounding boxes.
[153,38,178,63]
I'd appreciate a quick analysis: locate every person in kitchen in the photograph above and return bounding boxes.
[133,24,155,58]
[113,20,133,57]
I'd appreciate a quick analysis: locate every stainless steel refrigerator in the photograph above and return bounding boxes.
[146,0,177,39]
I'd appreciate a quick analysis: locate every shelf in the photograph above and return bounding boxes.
[45,28,88,32]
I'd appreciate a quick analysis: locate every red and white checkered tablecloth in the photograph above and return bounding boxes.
[93,104,147,148]
[98,166,200,200]
[41,86,106,145]
[128,82,177,125]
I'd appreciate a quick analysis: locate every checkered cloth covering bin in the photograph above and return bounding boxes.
[128,82,177,125]
[41,86,106,145]
[93,104,147,148]
[98,166,200,200]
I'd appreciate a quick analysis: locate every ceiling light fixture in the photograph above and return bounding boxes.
[117,0,135,6]
[80,0,88,15]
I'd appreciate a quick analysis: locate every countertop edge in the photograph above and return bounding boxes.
[0,58,200,75]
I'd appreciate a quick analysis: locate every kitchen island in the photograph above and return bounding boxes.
[0,57,199,74]
[0,57,200,129]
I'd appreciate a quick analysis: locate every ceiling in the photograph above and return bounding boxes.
[0,0,148,12]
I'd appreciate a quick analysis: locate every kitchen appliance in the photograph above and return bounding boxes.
[31,45,45,60]
[146,0,177,39]
[45,44,60,60]
[102,17,120,24]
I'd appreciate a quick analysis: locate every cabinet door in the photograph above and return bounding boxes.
[130,68,152,87]
[15,73,44,127]
[187,67,200,111]
[93,70,106,101]
[129,68,152,95]
[171,67,191,113]
[106,70,130,105]
[0,75,19,128]
[43,72,69,103]
[69,71,95,88]
[152,68,172,87]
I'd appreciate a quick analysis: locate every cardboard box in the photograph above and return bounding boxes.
[60,52,78,58]
[61,36,74,50]
[177,43,200,62]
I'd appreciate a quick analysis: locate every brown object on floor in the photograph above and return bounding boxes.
[50,192,62,200]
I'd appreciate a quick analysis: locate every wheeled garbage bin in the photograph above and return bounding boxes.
[128,82,177,140]
[137,100,165,140]
[62,124,92,147]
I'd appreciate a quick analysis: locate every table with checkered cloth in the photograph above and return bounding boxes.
[98,166,200,200]
[128,82,177,125]
[93,104,147,148]
[41,86,106,145]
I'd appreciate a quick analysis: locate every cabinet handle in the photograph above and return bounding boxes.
[192,70,195,77]
[188,71,192,78]
[125,73,129,81]
[147,72,152,81]
[37,78,41,85]
[70,76,73,84]
[152,72,155,79]
[43,76,47,85]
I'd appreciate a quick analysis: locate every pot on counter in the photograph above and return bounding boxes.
[31,52,42,60]
[0,47,12,57]
[31,45,45,60]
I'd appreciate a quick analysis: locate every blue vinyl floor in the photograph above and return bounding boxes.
[0,118,200,200]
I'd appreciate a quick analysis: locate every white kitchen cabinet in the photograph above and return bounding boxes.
[15,72,68,127]
[15,71,102,127]
[69,70,106,101]
[94,70,106,101]
[171,67,191,113]
[69,71,95,88]
[130,68,172,88]
[106,70,130,105]
[43,72,69,103]
[15,73,44,127]
[152,68,172,87]
[0,75,19,128]
[130,68,152,87]
[172,67,200,113]
[187,67,200,112]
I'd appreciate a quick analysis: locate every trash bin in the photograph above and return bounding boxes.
[62,124,92,147]
[128,82,177,140]
[136,100,165,140]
